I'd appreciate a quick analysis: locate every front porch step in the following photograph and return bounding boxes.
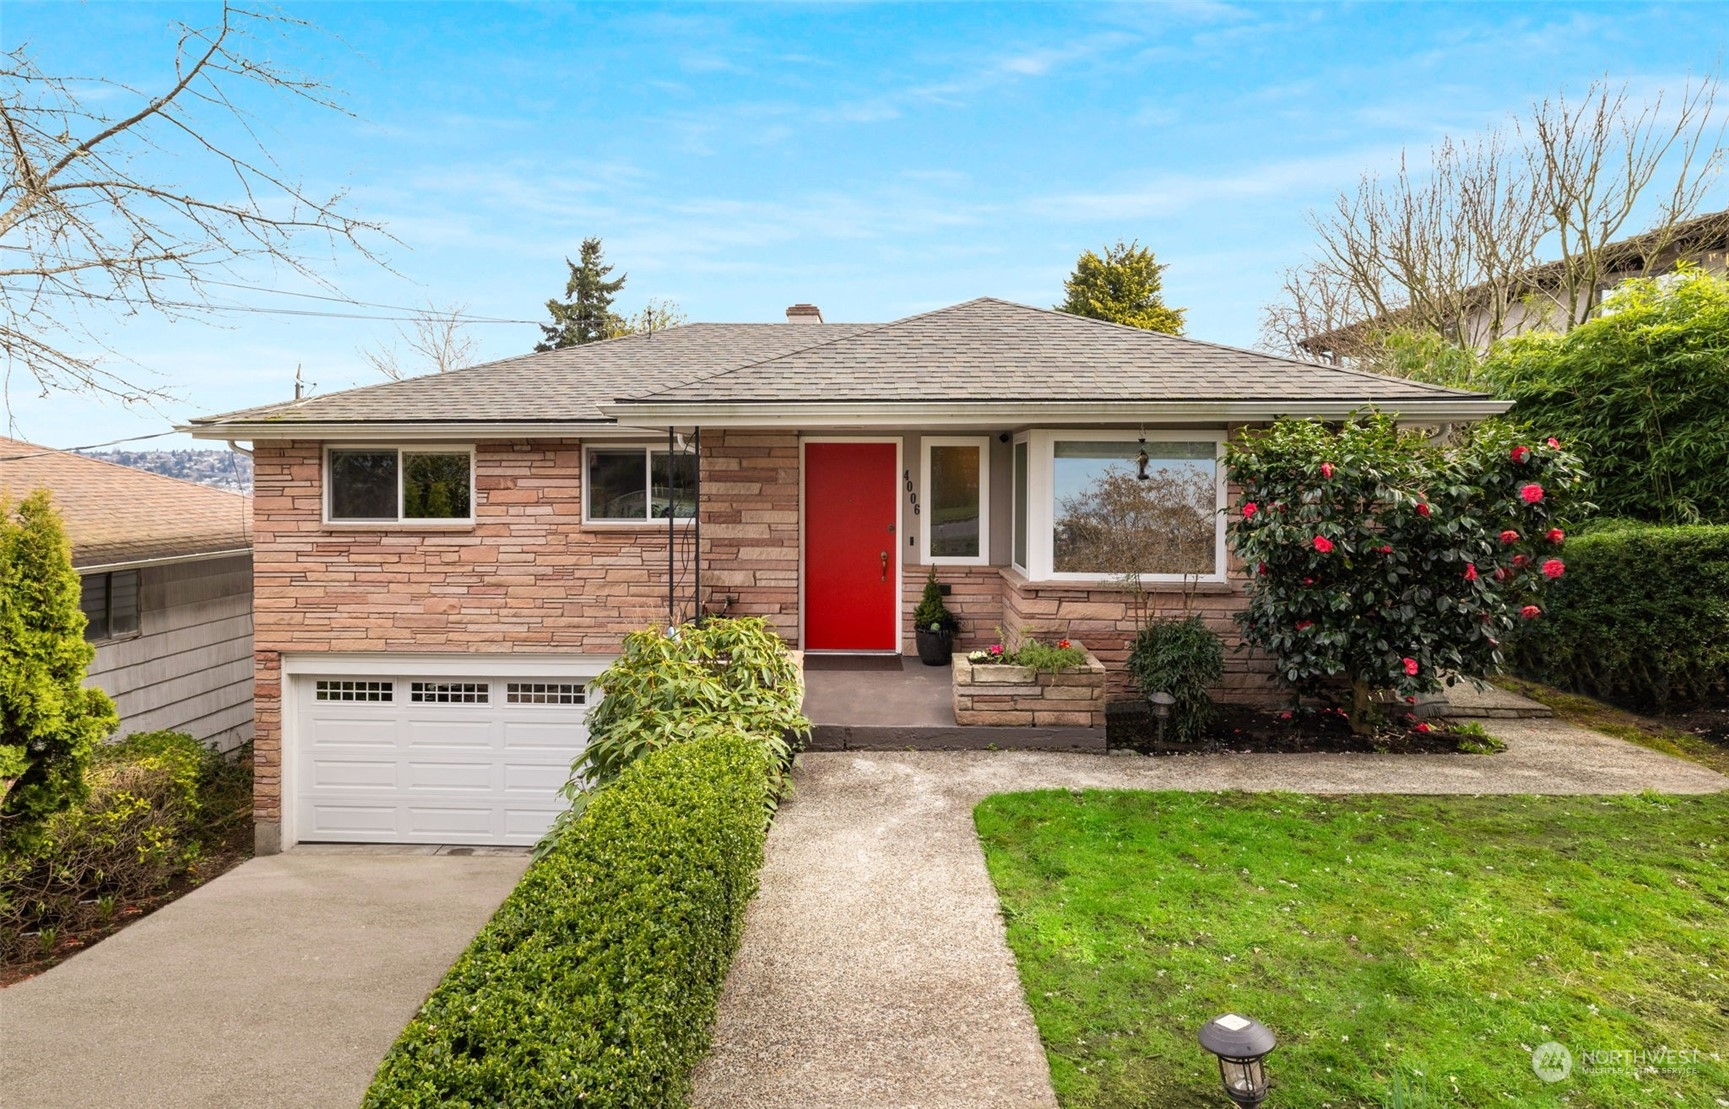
[1434,681,1554,719]
[807,723,1105,752]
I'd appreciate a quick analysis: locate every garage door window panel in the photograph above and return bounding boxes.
[409,681,490,704]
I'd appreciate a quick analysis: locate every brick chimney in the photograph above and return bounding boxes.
[785,303,824,324]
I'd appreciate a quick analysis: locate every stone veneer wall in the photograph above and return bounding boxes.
[698,431,802,642]
[952,644,1108,727]
[899,564,1004,654]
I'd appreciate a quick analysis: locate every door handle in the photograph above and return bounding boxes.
[880,551,889,581]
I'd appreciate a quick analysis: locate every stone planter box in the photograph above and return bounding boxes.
[952,641,1108,728]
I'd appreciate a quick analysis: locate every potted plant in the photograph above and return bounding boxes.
[913,567,960,666]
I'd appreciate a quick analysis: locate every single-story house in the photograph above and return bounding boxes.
[185,298,1508,853]
[0,438,254,751]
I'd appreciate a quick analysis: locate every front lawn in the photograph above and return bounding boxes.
[976,791,1729,1108]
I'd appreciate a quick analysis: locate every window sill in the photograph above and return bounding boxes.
[87,630,143,646]
[580,520,697,531]
[996,565,1236,594]
[321,521,477,532]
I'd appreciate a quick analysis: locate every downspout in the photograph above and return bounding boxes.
[693,426,702,623]
[668,425,676,628]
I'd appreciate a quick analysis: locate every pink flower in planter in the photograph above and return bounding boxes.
[1057,638,1072,649]
[1312,535,1335,553]
[1521,605,1542,620]
[1464,563,1478,581]
[1500,529,1520,544]
[1546,528,1564,544]
[1320,462,1335,479]
[1402,657,1419,676]
[987,643,1004,656]
[1542,558,1565,579]
[1520,483,1545,504]
[1511,445,1531,464]
[1416,502,1432,517]
[1242,501,1258,518]
[1547,437,1561,449]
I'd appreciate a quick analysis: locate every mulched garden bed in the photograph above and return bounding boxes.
[1106,700,1496,755]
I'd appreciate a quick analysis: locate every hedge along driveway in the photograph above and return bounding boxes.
[690,721,1726,1109]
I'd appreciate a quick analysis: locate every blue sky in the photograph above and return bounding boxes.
[3,1,1724,448]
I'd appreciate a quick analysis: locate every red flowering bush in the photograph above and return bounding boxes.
[1228,413,1585,732]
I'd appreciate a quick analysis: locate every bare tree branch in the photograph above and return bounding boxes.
[0,4,392,404]
[360,302,479,381]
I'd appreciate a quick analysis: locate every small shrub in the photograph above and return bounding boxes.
[913,567,958,632]
[541,618,805,852]
[1507,524,1729,710]
[364,731,771,1109]
[0,730,213,956]
[1126,616,1225,744]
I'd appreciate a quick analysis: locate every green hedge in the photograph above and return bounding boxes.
[362,730,772,1109]
[1509,523,1729,710]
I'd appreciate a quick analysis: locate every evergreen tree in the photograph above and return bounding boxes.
[0,490,117,848]
[535,237,628,350]
[1058,239,1186,335]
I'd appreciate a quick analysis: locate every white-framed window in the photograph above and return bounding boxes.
[920,436,990,565]
[80,569,141,641]
[1014,429,1227,584]
[325,445,475,524]
[583,445,696,524]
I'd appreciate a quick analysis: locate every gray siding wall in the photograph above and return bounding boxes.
[86,554,254,752]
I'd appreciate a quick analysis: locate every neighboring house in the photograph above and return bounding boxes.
[0,438,254,751]
[186,298,1507,853]
[1299,209,1729,360]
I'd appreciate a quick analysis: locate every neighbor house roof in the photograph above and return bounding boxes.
[187,299,1507,438]
[0,438,252,568]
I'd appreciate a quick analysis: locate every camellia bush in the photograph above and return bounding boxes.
[1227,414,1584,732]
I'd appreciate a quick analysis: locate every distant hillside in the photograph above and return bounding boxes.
[82,449,253,494]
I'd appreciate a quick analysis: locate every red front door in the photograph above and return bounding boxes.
[804,441,899,651]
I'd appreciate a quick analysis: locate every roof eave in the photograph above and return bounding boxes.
[180,419,664,441]
[595,398,1513,427]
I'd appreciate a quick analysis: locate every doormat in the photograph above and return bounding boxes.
[803,654,906,672]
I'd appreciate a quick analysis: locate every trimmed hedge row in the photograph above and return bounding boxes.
[1508,523,1729,710]
[362,731,773,1108]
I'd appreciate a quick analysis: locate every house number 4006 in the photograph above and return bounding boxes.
[903,470,920,515]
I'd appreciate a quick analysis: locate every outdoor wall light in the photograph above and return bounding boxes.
[1197,1013,1277,1107]
[1147,690,1175,744]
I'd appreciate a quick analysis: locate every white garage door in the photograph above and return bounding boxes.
[294,674,591,845]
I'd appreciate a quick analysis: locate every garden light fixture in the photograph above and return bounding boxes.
[1198,1013,1277,1107]
[1147,690,1175,744]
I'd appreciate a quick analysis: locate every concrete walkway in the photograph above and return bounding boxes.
[691,720,1726,1109]
[0,849,528,1109]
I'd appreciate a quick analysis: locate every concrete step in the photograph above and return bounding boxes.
[808,723,1106,752]
[1435,681,1554,719]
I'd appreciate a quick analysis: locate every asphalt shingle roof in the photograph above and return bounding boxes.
[193,323,870,426]
[617,299,1486,405]
[0,438,252,567]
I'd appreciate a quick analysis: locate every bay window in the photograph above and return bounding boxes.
[1014,430,1225,582]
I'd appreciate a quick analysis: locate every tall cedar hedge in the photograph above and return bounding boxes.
[362,730,772,1108]
[1508,523,1729,710]
[1484,268,1729,526]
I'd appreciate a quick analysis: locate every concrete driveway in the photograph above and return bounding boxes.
[0,848,527,1109]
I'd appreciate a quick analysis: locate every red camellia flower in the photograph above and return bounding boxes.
[1279,710,1293,721]
[1464,563,1478,581]
[1511,445,1531,464]
[1547,437,1561,449]
[1320,462,1334,479]
[1379,544,1393,554]
[1257,562,1267,575]
[1521,605,1542,620]
[1302,577,1314,586]
[1500,529,1520,544]
[1546,528,1564,544]
[1542,558,1565,579]
[1295,620,1314,631]
[1416,502,1432,517]
[1414,722,1432,734]
[1513,553,1528,568]
[1313,535,1334,553]
[1520,483,1544,504]
[1493,567,1508,581]
[1402,657,1419,676]
[1242,502,1258,518]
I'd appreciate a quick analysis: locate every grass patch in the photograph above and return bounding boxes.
[1500,677,1729,777]
[976,790,1729,1108]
